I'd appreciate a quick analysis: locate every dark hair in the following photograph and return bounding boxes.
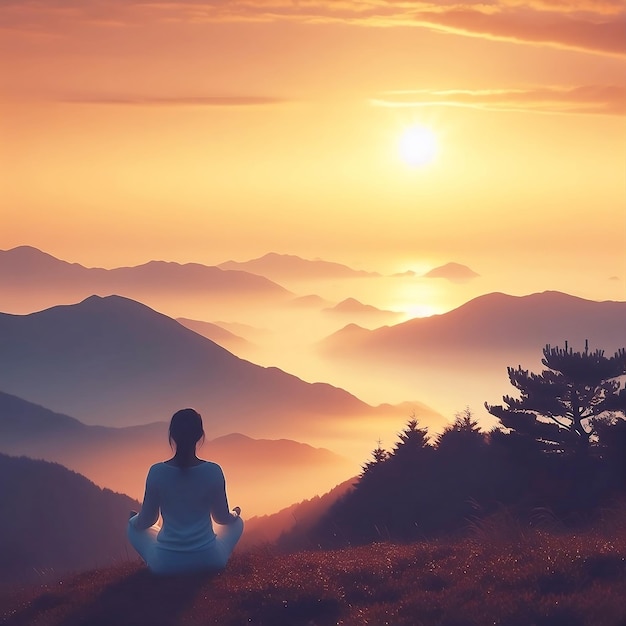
[168,408,205,452]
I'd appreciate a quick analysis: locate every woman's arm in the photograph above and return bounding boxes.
[131,466,160,530]
[210,471,241,525]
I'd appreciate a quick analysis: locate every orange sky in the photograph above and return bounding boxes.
[1,0,625,304]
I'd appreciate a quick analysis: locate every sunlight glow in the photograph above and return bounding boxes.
[398,126,438,166]
[404,303,440,318]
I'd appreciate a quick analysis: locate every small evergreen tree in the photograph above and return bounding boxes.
[485,342,626,454]
[391,416,429,457]
[436,406,484,454]
[360,440,388,479]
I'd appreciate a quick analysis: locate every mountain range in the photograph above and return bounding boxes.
[0,246,291,315]
[321,291,625,362]
[319,291,626,418]
[218,252,379,282]
[0,391,357,516]
[0,294,386,436]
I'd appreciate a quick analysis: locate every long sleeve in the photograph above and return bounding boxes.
[209,470,238,525]
[133,465,160,530]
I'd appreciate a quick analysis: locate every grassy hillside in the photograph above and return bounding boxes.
[2,516,625,626]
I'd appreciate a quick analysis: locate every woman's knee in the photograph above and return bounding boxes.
[228,515,244,544]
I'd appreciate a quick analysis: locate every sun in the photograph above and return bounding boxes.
[398,125,438,167]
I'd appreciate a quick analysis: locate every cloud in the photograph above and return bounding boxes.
[371,85,626,116]
[1,1,625,57]
[58,95,287,107]
[408,6,625,57]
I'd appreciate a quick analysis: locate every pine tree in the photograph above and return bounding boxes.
[436,406,484,453]
[391,416,430,459]
[433,408,491,526]
[360,440,388,479]
[485,342,626,454]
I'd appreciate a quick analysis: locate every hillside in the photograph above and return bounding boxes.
[0,294,384,437]
[0,454,139,585]
[0,391,357,516]
[2,524,625,626]
[241,477,356,549]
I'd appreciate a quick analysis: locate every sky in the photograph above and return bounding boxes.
[1,0,625,304]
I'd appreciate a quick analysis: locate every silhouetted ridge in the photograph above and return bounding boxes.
[0,390,85,440]
[0,453,139,583]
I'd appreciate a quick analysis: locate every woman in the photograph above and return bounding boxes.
[128,408,243,574]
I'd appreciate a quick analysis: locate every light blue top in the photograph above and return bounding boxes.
[131,461,234,552]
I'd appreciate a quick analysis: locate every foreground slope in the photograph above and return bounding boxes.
[0,454,138,584]
[241,477,357,549]
[2,525,625,626]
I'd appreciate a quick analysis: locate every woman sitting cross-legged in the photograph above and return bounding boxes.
[128,408,244,575]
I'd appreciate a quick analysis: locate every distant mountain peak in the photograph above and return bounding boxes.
[324,298,401,318]
[259,252,301,261]
[7,244,47,255]
[77,293,153,311]
[3,245,97,271]
[2,245,74,267]
[423,262,479,282]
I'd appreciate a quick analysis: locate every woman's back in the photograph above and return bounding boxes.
[143,461,226,551]
[128,408,243,574]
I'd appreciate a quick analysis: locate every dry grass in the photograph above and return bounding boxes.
[1,522,625,626]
